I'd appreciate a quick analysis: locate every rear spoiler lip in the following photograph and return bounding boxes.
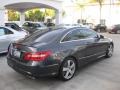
[11,43,37,52]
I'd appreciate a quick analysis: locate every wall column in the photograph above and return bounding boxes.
[20,11,25,26]
[55,10,63,25]
[0,9,6,26]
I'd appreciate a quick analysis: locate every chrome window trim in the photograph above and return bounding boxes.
[60,28,98,43]
[60,37,94,44]
[60,29,75,43]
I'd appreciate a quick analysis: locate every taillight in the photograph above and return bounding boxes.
[23,50,52,61]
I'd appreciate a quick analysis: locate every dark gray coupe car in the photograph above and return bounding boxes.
[7,27,114,81]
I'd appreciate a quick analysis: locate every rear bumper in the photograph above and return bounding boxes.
[7,56,59,77]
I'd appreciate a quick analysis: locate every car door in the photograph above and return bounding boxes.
[0,27,12,53]
[79,29,108,60]
[60,29,89,65]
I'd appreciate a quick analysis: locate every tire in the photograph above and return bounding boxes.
[105,44,113,58]
[59,58,76,81]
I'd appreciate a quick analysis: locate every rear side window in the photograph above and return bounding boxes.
[62,30,82,42]
[34,24,41,27]
[0,27,13,36]
[0,28,5,36]
[4,28,13,34]
[23,22,33,27]
[11,24,21,31]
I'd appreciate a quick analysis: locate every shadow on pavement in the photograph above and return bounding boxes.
[0,53,7,57]
[75,57,108,76]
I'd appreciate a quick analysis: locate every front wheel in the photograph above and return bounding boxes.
[105,44,113,58]
[59,58,76,81]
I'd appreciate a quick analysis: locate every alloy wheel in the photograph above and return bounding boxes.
[62,59,76,80]
[107,45,113,57]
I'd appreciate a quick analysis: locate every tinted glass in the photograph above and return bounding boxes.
[35,31,59,42]
[4,28,13,34]
[34,23,46,28]
[23,22,33,27]
[62,30,82,42]
[62,29,98,42]
[79,29,98,38]
[23,22,29,26]
[34,23,41,27]
[11,24,21,31]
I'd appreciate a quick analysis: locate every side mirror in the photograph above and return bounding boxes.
[100,35,104,39]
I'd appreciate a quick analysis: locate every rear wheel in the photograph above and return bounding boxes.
[105,44,113,58]
[59,58,76,81]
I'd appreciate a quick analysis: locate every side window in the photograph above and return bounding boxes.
[23,22,29,26]
[79,29,98,38]
[11,25,16,30]
[4,28,13,35]
[29,23,33,27]
[0,28,5,36]
[61,29,98,42]
[62,30,83,42]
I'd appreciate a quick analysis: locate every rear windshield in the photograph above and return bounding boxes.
[23,29,64,43]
